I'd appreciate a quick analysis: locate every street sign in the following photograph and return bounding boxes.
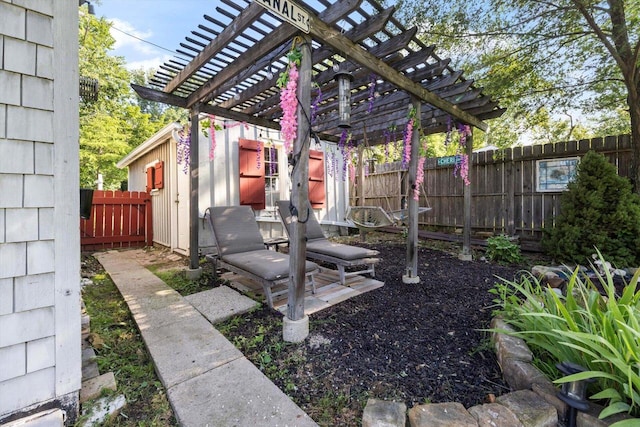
[254,0,310,33]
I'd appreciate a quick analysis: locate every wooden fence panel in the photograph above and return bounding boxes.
[351,134,633,250]
[80,190,153,251]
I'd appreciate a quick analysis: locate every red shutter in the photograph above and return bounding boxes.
[238,138,265,210]
[309,150,325,208]
[154,161,164,189]
[146,166,154,192]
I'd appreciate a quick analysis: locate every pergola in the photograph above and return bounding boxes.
[132,0,504,337]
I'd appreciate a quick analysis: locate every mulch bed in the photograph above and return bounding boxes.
[218,241,527,425]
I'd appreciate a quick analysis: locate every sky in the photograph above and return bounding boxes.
[95,0,214,70]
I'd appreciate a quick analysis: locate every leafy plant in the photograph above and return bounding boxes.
[489,252,640,425]
[485,235,523,264]
[542,150,640,267]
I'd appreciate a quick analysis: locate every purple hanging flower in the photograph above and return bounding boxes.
[256,141,262,170]
[367,74,376,113]
[311,85,322,125]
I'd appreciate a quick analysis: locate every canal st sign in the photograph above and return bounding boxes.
[254,0,310,33]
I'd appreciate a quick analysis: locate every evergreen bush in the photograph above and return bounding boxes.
[541,150,640,267]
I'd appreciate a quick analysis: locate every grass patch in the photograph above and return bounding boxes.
[149,260,221,296]
[81,261,176,426]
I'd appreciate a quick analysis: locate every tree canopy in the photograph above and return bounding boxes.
[393,0,640,190]
[79,8,185,189]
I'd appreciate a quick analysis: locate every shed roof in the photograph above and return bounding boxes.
[132,0,504,144]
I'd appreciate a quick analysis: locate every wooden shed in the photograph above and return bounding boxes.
[118,119,351,255]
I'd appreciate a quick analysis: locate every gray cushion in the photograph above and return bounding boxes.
[276,200,325,240]
[209,206,265,256]
[306,239,379,261]
[222,250,317,281]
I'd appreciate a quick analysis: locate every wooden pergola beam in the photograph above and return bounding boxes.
[307,14,488,131]
[132,83,280,131]
[184,0,363,108]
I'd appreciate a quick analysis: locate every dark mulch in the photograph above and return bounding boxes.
[218,241,527,425]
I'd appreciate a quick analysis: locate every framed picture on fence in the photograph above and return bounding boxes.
[536,157,579,192]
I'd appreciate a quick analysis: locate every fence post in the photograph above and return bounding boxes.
[506,148,515,235]
[145,193,153,247]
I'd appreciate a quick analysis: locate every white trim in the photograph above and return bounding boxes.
[116,122,181,168]
[53,1,81,396]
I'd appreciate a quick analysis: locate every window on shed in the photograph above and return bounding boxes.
[264,144,280,209]
[238,138,266,210]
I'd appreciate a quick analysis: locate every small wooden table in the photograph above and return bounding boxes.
[263,237,289,252]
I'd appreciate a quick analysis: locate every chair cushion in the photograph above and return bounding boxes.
[306,239,379,261]
[276,200,325,240]
[222,250,317,281]
[209,206,265,255]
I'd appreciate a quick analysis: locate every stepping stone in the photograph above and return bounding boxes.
[185,286,258,324]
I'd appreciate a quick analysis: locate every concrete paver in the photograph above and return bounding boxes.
[168,357,317,427]
[94,250,318,427]
[185,286,258,324]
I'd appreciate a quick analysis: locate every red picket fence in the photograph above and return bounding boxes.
[80,190,153,251]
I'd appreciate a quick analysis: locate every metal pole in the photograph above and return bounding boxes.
[460,132,473,261]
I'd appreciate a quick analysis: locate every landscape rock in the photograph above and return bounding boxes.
[501,358,548,391]
[496,389,557,427]
[80,372,117,403]
[531,381,566,416]
[468,402,524,427]
[494,332,533,367]
[362,398,407,427]
[408,402,477,427]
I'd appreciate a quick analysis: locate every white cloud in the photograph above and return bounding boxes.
[108,18,156,56]
[125,54,173,72]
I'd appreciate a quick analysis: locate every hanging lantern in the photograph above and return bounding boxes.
[335,70,353,128]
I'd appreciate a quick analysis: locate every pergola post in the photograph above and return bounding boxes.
[283,34,312,342]
[460,131,473,261]
[403,97,421,284]
[187,105,202,279]
[357,143,366,242]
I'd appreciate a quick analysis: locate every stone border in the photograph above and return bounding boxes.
[362,317,636,426]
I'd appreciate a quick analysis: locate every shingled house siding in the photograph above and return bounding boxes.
[0,2,80,424]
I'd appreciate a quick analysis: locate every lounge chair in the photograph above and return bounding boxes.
[276,200,380,286]
[205,206,318,308]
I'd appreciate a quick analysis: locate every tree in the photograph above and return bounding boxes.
[79,8,183,189]
[395,0,639,191]
[542,150,640,266]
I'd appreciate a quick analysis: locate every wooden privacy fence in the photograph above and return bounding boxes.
[351,134,633,250]
[80,190,153,251]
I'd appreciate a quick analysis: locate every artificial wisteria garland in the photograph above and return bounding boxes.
[454,124,472,186]
[311,84,322,125]
[277,45,302,154]
[367,73,377,113]
[177,124,191,174]
[414,137,428,200]
[402,107,417,168]
[207,114,216,161]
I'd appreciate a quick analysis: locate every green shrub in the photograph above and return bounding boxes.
[485,235,523,264]
[541,150,640,267]
[489,252,640,424]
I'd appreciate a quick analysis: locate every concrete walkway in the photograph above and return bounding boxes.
[94,250,318,427]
